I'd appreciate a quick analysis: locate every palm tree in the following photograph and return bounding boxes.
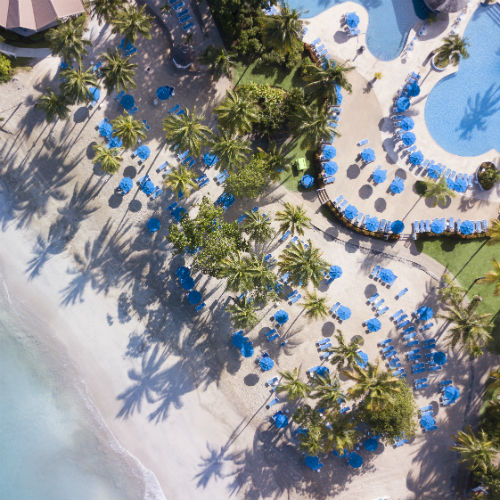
[343,362,401,411]
[111,113,147,149]
[275,202,310,236]
[112,5,153,44]
[451,426,497,474]
[226,296,258,329]
[276,368,310,401]
[303,59,353,106]
[36,89,70,122]
[440,295,492,357]
[278,240,329,288]
[163,107,212,157]
[301,291,329,320]
[438,272,465,306]
[60,66,98,103]
[46,16,91,63]
[100,49,137,93]
[214,90,258,135]
[292,104,338,148]
[199,46,235,80]
[328,331,364,370]
[324,413,358,454]
[422,176,456,207]
[310,373,346,410]
[88,0,126,23]
[297,422,325,456]
[209,132,251,171]
[218,252,253,293]
[258,142,291,178]
[242,211,274,243]
[480,259,500,296]
[164,164,198,199]
[261,4,303,56]
[487,219,500,246]
[435,34,470,67]
[92,145,123,175]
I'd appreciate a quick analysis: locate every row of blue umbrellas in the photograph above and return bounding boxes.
[355,350,368,368]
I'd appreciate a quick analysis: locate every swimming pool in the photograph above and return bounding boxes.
[425,5,500,157]
[287,0,428,60]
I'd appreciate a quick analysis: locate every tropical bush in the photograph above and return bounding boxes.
[0,54,12,83]
[225,154,274,199]
[477,162,500,190]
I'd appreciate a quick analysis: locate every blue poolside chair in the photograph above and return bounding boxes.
[266,397,279,409]
[367,292,379,304]
[378,338,392,346]
[391,309,404,320]
[183,22,195,31]
[317,338,331,346]
[289,294,302,304]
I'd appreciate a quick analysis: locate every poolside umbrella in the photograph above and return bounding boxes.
[187,290,202,305]
[344,205,358,220]
[176,266,190,279]
[372,168,387,184]
[444,385,460,402]
[399,116,414,131]
[315,366,330,377]
[147,217,161,232]
[433,351,447,365]
[460,220,474,235]
[391,220,405,234]
[407,82,420,97]
[180,276,195,290]
[241,340,254,358]
[420,414,435,429]
[366,318,381,332]
[390,177,404,194]
[98,119,112,139]
[329,265,343,280]
[361,147,375,163]
[337,305,351,320]
[120,94,135,110]
[355,350,368,368]
[87,86,100,102]
[409,151,424,165]
[431,218,446,234]
[348,452,363,468]
[108,135,123,148]
[427,163,442,179]
[446,177,455,190]
[396,96,410,112]
[141,179,155,195]
[273,411,289,429]
[275,309,289,325]
[364,438,379,452]
[365,216,379,232]
[203,153,218,167]
[322,145,336,159]
[119,176,133,194]
[136,145,151,160]
[305,456,323,471]
[156,86,172,100]
[232,331,245,348]
[379,268,396,284]
[323,161,338,176]
[260,356,274,371]
[301,174,314,189]
[416,306,433,321]
[172,206,186,222]
[454,177,468,193]
[346,12,360,28]
[402,132,416,146]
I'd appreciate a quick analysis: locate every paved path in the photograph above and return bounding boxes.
[0,42,51,59]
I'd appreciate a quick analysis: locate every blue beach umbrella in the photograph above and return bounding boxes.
[274,309,289,325]
[232,331,245,348]
[402,132,416,146]
[372,168,387,184]
[119,177,133,194]
[416,306,433,321]
[147,217,161,232]
[176,266,190,279]
[409,151,424,165]
[203,153,218,167]
[433,351,447,365]
[337,305,351,320]
[187,290,202,305]
[346,12,360,28]
[98,119,112,139]
[329,265,343,280]
[355,350,368,368]
[399,116,414,131]
[136,145,151,160]
[180,276,195,290]
[315,366,330,377]
[366,318,381,332]
[420,414,435,429]
[305,456,323,471]
[172,206,186,222]
[379,268,396,284]
[364,438,379,452]
[391,220,405,234]
[141,180,155,195]
[365,216,379,232]
[108,135,123,148]
[260,356,274,371]
[396,96,410,112]
[361,147,376,163]
[120,94,135,110]
[427,163,442,179]
[460,220,474,235]
[241,340,254,358]
[344,205,358,220]
[348,452,363,468]
[335,84,343,104]
[301,174,314,188]
[323,161,338,176]
[431,218,446,234]
[156,86,172,100]
[444,385,460,402]
[390,177,405,194]
[454,177,468,192]
[322,145,336,159]
[87,86,100,101]
[407,82,420,97]
[273,411,289,429]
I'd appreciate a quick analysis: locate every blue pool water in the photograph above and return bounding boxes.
[425,5,500,157]
[288,0,426,60]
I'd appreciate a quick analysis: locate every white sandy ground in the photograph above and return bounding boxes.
[0,3,499,500]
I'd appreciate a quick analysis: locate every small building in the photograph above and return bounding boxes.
[423,0,468,13]
[0,0,85,37]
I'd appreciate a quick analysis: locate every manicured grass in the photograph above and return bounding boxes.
[279,141,315,192]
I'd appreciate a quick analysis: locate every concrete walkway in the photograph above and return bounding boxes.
[0,42,51,59]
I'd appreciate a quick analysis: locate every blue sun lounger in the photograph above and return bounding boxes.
[317,338,330,345]
[266,397,279,409]
[330,302,340,314]
[367,292,379,304]
[378,338,392,346]
[370,265,381,279]
[391,309,404,320]
[266,376,279,387]
[183,22,195,31]
[289,293,302,304]
[168,104,180,114]
[377,306,389,316]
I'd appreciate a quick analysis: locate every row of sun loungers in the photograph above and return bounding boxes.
[412,218,488,238]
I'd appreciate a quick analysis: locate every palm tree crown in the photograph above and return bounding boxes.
[423,176,456,207]
[242,211,274,243]
[100,49,137,93]
[310,373,346,411]
[261,4,304,55]
[275,202,310,236]
[487,219,500,246]
[226,296,258,329]
[92,145,123,175]
[451,426,497,474]
[164,164,198,199]
[435,34,470,66]
[36,89,70,122]
[112,5,153,44]
[214,90,258,136]
[111,113,147,149]
[292,104,338,148]
[199,46,235,80]
[209,132,251,171]
[481,259,500,296]
[301,291,329,320]
[89,0,126,23]
[304,59,353,106]
[328,331,364,370]
[59,66,98,103]
[46,16,90,63]
[276,368,310,401]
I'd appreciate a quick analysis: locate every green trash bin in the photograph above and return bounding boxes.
[296,157,307,171]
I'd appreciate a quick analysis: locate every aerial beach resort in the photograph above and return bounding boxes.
[0,0,499,498]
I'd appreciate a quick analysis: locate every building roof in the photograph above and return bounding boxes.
[0,0,84,32]
[423,0,468,13]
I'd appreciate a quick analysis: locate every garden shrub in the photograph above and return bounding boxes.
[0,54,12,83]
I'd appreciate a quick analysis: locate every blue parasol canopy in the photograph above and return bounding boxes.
[361,147,375,163]
[136,145,151,160]
[402,132,416,146]
[119,177,133,193]
[344,204,358,220]
[420,414,435,429]
[390,177,405,194]
[364,437,379,452]
[366,317,381,332]
[260,356,274,371]
[365,216,379,232]
[301,174,314,189]
[391,220,405,234]
[372,168,387,184]
[180,276,195,290]
[98,119,112,139]
[156,86,172,100]
[346,12,360,28]
[454,177,468,192]
[431,218,446,234]
[323,161,338,176]
[232,331,245,348]
[427,163,442,179]
[337,305,351,320]
[87,86,100,101]
[416,305,433,321]
[399,116,414,131]
[187,290,202,305]
[444,385,460,402]
[433,351,447,365]
[108,135,123,148]
[460,220,474,235]
[305,456,323,471]
[379,268,396,284]
[141,180,155,195]
[407,82,420,97]
[355,350,368,368]
[203,152,218,167]
[409,151,424,165]
[176,266,190,279]
[147,217,161,232]
[329,265,343,280]
[273,411,289,429]
[241,340,254,358]
[172,206,186,222]
[274,309,289,325]
[396,96,410,112]
[120,94,135,110]
[348,452,363,468]
[322,145,336,159]
[314,366,330,377]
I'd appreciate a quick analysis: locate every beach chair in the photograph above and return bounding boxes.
[150,188,163,200]
[391,309,404,320]
[357,139,369,146]
[319,343,332,351]
[266,376,279,387]
[403,332,416,341]
[406,340,419,348]
[280,230,291,242]
[373,298,385,309]
[422,343,437,352]
[310,37,321,46]
[377,306,389,316]
[408,353,422,361]
[423,425,438,432]
[367,292,379,305]
[370,265,381,279]
[384,351,398,360]
[289,294,302,305]
[287,290,298,301]
[333,195,344,206]
[427,364,442,372]
[182,22,195,31]
[378,339,392,346]
[396,313,408,324]
[395,288,408,300]
[156,161,169,173]
[330,302,340,314]
[420,405,433,414]
[266,397,279,409]
[167,201,178,211]
[393,368,405,377]
[317,338,331,346]
[168,104,180,114]
[381,345,395,354]
[114,90,125,102]
[421,322,434,332]
[402,326,415,335]
[481,220,488,232]
[195,302,206,313]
